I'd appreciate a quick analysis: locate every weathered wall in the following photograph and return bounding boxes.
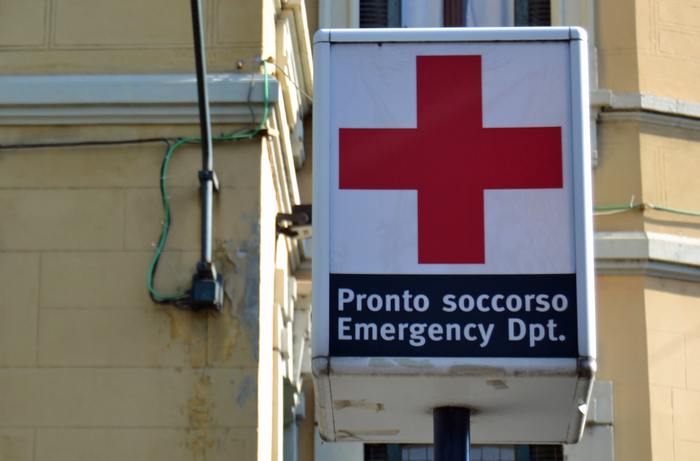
[0,0,321,457]
[0,123,268,460]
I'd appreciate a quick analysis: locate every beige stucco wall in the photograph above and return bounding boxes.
[597,0,641,94]
[637,0,700,103]
[4,2,700,461]
[0,124,271,460]
[594,274,700,461]
[645,277,700,460]
[597,0,700,102]
[596,276,652,461]
[0,0,317,457]
[0,0,265,74]
[595,255,700,461]
[639,121,700,237]
[594,120,645,232]
[586,1,700,459]
[595,0,700,102]
[594,118,700,237]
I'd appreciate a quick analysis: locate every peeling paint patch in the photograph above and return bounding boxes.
[236,375,257,408]
[334,400,385,412]
[487,379,509,390]
[368,358,394,368]
[395,358,435,368]
[220,205,262,362]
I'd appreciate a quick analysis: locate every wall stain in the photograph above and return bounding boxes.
[187,373,213,429]
[167,310,207,367]
[215,206,261,362]
[236,375,257,408]
[207,238,246,364]
[184,431,216,461]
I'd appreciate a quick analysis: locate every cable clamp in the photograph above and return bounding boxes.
[198,170,220,191]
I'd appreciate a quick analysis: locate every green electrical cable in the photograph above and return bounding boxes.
[148,60,270,301]
[594,203,700,217]
[648,204,700,218]
[593,204,643,211]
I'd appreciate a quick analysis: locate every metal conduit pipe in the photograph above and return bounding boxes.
[189,0,224,311]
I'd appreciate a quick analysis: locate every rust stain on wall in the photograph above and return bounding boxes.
[184,431,216,461]
[168,310,207,367]
[207,301,244,364]
[187,373,213,428]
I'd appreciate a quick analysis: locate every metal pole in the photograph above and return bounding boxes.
[189,0,214,267]
[434,407,471,461]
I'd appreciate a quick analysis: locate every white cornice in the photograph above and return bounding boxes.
[610,93,700,119]
[0,74,279,125]
[595,231,700,282]
[595,91,700,129]
[598,110,700,131]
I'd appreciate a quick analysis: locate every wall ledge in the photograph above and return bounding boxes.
[596,91,700,130]
[595,231,700,281]
[0,74,279,125]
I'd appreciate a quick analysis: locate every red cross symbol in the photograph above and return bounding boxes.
[339,55,563,264]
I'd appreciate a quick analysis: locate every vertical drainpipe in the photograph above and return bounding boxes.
[189,0,224,311]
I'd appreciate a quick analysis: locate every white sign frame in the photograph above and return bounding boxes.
[312,27,595,444]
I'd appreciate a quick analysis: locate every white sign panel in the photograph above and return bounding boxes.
[313,28,595,444]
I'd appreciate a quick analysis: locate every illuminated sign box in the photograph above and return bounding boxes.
[312,27,595,444]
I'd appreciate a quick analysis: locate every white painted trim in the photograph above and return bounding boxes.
[317,26,575,43]
[590,89,613,107]
[594,91,700,130]
[596,259,700,282]
[311,40,331,358]
[281,0,314,98]
[0,74,280,125]
[595,231,700,281]
[0,74,277,105]
[598,110,700,131]
[593,91,700,167]
[611,93,700,118]
[571,35,596,360]
[586,380,613,424]
[596,231,700,265]
[0,105,272,126]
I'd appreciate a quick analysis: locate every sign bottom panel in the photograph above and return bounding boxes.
[329,273,578,358]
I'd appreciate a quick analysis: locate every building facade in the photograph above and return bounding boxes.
[319,1,700,460]
[0,0,316,460]
[1,0,700,460]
